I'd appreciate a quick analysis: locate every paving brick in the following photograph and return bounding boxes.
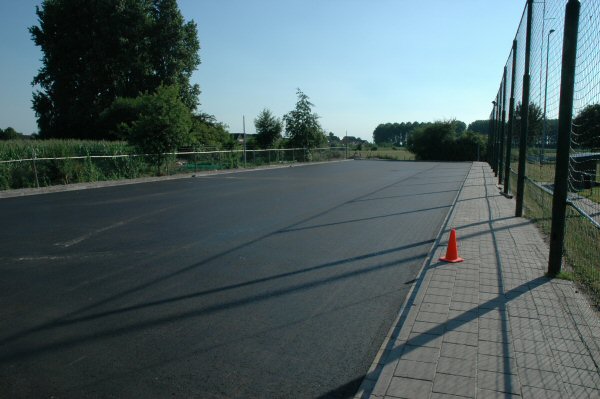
[559,366,600,389]
[399,345,440,363]
[520,386,561,399]
[518,368,560,391]
[407,333,443,349]
[418,302,450,315]
[427,287,453,297]
[436,356,475,377]
[447,309,478,321]
[428,280,454,290]
[478,328,511,344]
[514,352,556,372]
[478,340,514,358]
[430,393,469,399]
[547,337,590,355]
[443,331,478,346]
[416,311,448,324]
[477,353,518,375]
[449,300,478,312]
[452,293,480,304]
[477,370,521,395]
[478,308,508,321]
[445,319,478,334]
[433,373,475,397]
[386,376,433,399]
[423,294,452,305]
[411,321,444,336]
[510,327,545,342]
[440,342,477,360]
[513,338,552,356]
[553,349,597,370]
[393,359,436,381]
[564,383,600,398]
[476,388,520,398]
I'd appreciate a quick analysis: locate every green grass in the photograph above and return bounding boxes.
[580,186,600,203]
[516,175,600,307]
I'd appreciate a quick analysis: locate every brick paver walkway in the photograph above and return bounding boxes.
[360,162,600,399]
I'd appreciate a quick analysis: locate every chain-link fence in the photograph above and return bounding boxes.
[489,0,599,305]
[0,147,348,191]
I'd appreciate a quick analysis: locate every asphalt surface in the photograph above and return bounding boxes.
[0,160,471,398]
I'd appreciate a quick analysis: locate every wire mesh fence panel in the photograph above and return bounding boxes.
[510,6,528,176]
[491,0,600,305]
[526,0,564,186]
[565,0,600,303]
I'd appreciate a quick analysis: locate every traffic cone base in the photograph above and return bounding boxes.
[439,228,463,263]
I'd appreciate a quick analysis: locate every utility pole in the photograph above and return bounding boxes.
[345,130,348,159]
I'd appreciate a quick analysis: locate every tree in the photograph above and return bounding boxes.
[372,121,429,145]
[283,89,327,149]
[30,0,200,139]
[407,122,484,161]
[573,104,600,150]
[514,102,543,145]
[191,113,232,149]
[407,122,455,160]
[327,132,342,146]
[450,119,467,135]
[467,120,491,136]
[0,127,26,140]
[107,85,192,172]
[254,109,282,149]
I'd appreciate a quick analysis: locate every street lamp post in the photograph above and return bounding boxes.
[541,29,556,164]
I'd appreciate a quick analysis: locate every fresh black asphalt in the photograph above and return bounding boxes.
[0,160,471,398]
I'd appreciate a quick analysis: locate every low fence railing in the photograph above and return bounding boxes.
[0,147,348,190]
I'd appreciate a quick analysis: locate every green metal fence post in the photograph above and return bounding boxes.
[498,68,508,185]
[516,0,534,217]
[548,0,580,276]
[491,99,498,173]
[504,40,518,195]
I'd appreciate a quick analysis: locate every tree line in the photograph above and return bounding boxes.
[373,120,467,146]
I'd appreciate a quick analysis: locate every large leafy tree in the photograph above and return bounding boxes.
[254,109,282,149]
[283,89,326,148]
[106,85,192,171]
[30,0,200,139]
[573,104,600,150]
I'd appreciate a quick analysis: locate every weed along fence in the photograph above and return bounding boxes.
[0,146,347,190]
[488,0,600,305]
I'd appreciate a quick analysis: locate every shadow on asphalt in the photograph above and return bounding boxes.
[0,165,449,368]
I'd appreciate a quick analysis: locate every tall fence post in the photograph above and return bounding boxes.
[488,112,495,165]
[491,99,498,174]
[548,0,580,276]
[516,0,534,217]
[498,68,508,185]
[504,40,518,195]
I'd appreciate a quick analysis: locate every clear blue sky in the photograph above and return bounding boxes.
[0,0,525,141]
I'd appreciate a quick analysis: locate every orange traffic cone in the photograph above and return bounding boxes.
[439,229,463,263]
